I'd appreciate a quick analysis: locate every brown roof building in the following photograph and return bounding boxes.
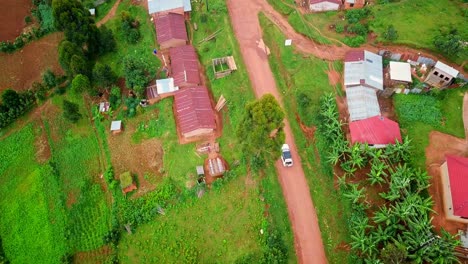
[174,86,216,139]
[344,0,366,9]
[169,45,201,87]
[154,13,188,49]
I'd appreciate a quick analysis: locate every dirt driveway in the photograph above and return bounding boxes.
[227,0,327,263]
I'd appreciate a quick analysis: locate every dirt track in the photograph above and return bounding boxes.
[227,0,327,263]
[96,0,122,27]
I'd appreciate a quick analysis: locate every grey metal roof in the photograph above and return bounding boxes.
[148,0,191,14]
[156,78,178,94]
[344,50,383,90]
[346,86,381,122]
[110,120,122,131]
[434,61,459,78]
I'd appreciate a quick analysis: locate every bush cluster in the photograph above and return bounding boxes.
[0,90,35,129]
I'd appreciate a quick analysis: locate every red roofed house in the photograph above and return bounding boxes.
[344,0,366,9]
[174,86,216,139]
[440,155,468,223]
[349,116,402,148]
[308,0,341,12]
[154,13,188,49]
[169,45,201,87]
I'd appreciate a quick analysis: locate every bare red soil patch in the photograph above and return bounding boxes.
[74,245,112,263]
[0,32,63,92]
[107,119,164,197]
[425,131,468,235]
[0,0,32,41]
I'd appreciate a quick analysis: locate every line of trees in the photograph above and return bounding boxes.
[317,93,459,263]
[0,90,35,129]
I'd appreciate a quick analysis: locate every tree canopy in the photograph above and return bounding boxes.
[52,0,98,47]
[433,28,464,56]
[62,99,81,123]
[58,40,84,75]
[123,56,151,89]
[93,63,116,88]
[237,94,285,168]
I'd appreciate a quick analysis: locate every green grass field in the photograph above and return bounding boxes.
[0,125,68,263]
[394,87,468,169]
[260,13,352,263]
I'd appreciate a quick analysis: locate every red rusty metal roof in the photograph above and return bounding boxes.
[174,86,216,135]
[349,116,402,145]
[154,13,188,45]
[169,45,201,86]
[345,50,365,62]
[445,155,468,218]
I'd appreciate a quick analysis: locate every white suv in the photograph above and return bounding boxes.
[281,144,293,167]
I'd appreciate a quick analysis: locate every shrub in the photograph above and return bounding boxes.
[98,25,116,54]
[121,11,140,44]
[123,56,151,89]
[62,100,81,123]
[38,3,55,32]
[110,86,121,108]
[346,23,368,36]
[335,24,344,34]
[42,69,57,89]
[344,36,366,47]
[71,74,91,94]
[345,8,371,24]
[93,63,116,88]
[383,25,398,41]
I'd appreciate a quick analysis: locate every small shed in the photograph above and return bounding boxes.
[110,120,122,135]
[99,102,110,113]
[308,0,341,12]
[120,172,137,194]
[344,0,366,9]
[389,61,412,83]
[157,78,179,95]
[212,56,237,79]
[89,8,96,16]
[424,61,459,88]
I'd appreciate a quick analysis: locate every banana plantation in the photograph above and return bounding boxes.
[317,93,459,263]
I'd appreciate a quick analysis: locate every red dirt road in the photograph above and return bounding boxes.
[227,0,327,263]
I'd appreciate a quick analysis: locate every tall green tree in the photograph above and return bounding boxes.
[237,94,285,167]
[93,63,116,88]
[123,56,151,89]
[70,54,88,77]
[62,99,81,123]
[433,28,464,56]
[52,0,97,47]
[98,25,116,54]
[58,40,84,75]
[71,74,91,95]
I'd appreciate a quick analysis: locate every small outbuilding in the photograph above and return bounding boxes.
[110,120,122,135]
[349,116,402,148]
[169,45,201,87]
[89,8,96,16]
[99,102,110,113]
[212,56,237,79]
[157,78,179,95]
[389,61,412,84]
[154,13,188,49]
[344,0,366,9]
[424,61,459,88]
[173,86,216,139]
[440,155,468,223]
[308,0,341,12]
[120,171,137,194]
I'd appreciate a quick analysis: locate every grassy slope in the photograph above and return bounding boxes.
[44,95,111,252]
[99,0,160,77]
[394,87,468,169]
[0,125,67,263]
[95,0,118,22]
[260,13,352,263]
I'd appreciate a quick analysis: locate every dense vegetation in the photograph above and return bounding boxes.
[0,90,35,129]
[318,93,459,263]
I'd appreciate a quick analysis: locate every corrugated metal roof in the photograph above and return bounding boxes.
[344,50,383,90]
[309,0,341,4]
[389,61,412,83]
[345,86,381,121]
[174,86,216,135]
[110,120,122,131]
[148,0,191,14]
[156,78,178,94]
[155,13,187,45]
[445,155,468,218]
[350,116,402,145]
[434,61,459,78]
[169,45,201,86]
